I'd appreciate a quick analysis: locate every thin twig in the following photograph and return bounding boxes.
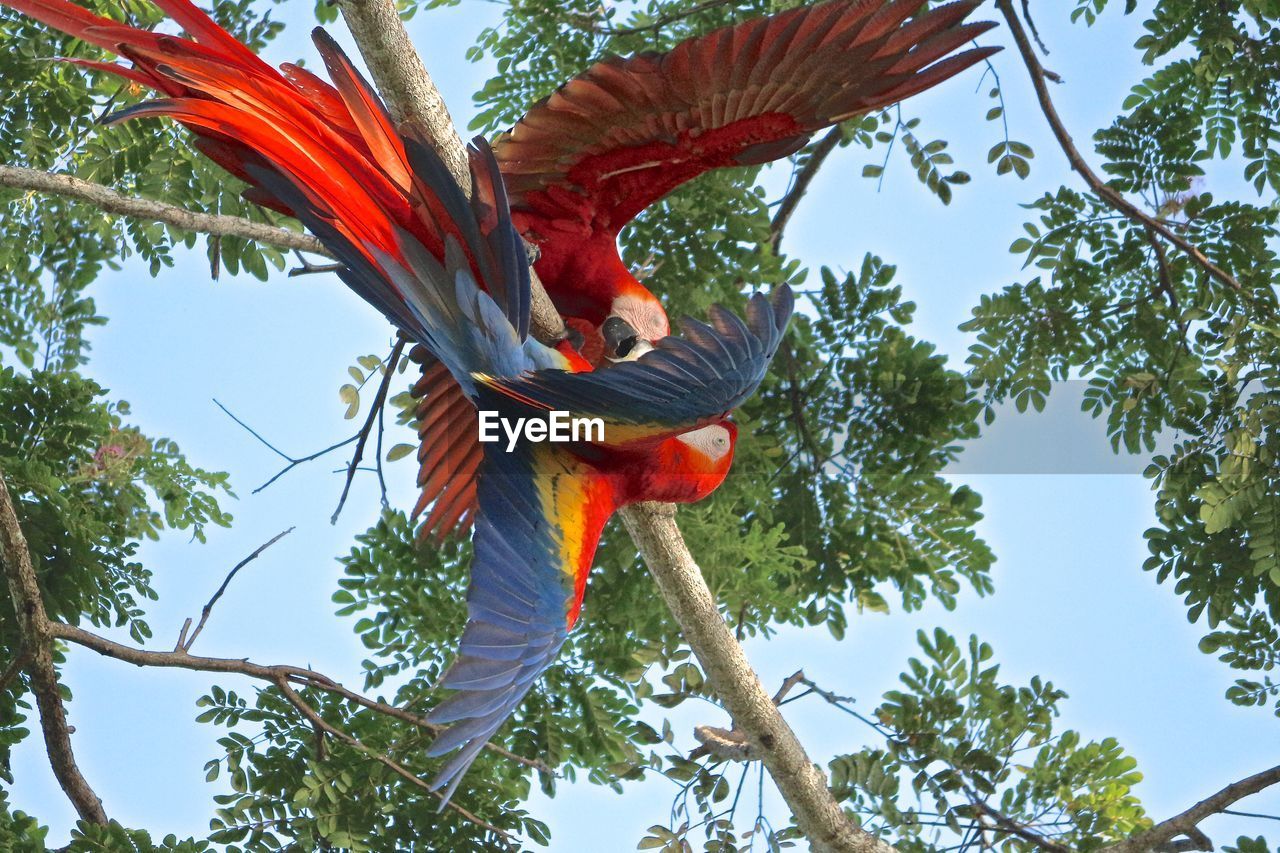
[273,677,515,845]
[0,469,107,824]
[288,258,345,278]
[213,399,359,494]
[968,799,1069,853]
[332,336,405,524]
[1222,809,1280,823]
[995,0,1243,294]
[0,164,330,258]
[591,0,736,37]
[180,527,295,652]
[1019,0,1050,56]
[0,647,29,695]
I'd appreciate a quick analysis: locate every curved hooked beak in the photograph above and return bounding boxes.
[602,316,654,363]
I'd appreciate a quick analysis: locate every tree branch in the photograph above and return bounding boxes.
[619,503,893,853]
[994,0,1243,293]
[178,527,295,653]
[335,0,472,195]
[330,1,880,848]
[770,126,844,254]
[0,469,108,825]
[46,620,547,774]
[332,336,405,524]
[272,677,515,844]
[0,164,330,258]
[334,0,568,346]
[1101,765,1280,853]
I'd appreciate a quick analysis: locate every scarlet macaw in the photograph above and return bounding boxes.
[409,0,998,539]
[4,0,794,801]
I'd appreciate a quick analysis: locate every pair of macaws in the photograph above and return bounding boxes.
[6,0,995,804]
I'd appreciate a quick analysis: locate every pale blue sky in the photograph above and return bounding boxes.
[10,1,1279,849]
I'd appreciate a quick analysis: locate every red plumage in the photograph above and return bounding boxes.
[5,0,995,544]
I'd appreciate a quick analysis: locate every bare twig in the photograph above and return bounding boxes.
[288,257,345,278]
[1101,765,1280,853]
[332,336,405,524]
[590,0,735,37]
[213,399,359,494]
[0,469,107,825]
[1222,809,1280,823]
[179,527,294,652]
[273,677,515,844]
[47,620,547,773]
[0,647,29,695]
[995,0,1243,293]
[968,799,1069,853]
[770,127,844,254]
[0,164,331,258]
[1019,0,1050,56]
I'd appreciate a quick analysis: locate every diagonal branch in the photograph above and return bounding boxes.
[1101,765,1280,853]
[994,0,1242,293]
[335,0,567,346]
[0,164,331,258]
[48,619,547,774]
[178,527,295,653]
[770,126,844,254]
[333,1,885,849]
[619,503,894,853]
[0,468,108,825]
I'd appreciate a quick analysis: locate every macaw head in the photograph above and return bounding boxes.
[646,420,738,504]
[601,279,670,363]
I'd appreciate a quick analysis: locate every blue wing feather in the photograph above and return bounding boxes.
[424,440,611,806]
[479,286,794,438]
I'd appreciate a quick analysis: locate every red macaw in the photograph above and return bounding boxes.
[409,0,998,540]
[5,0,794,801]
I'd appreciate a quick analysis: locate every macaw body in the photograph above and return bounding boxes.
[7,0,794,802]
[409,0,998,539]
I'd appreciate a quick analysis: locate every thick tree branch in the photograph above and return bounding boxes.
[333,1,880,848]
[0,164,330,258]
[994,0,1242,293]
[334,0,567,346]
[0,470,108,825]
[1101,765,1280,853]
[335,0,471,194]
[619,503,892,853]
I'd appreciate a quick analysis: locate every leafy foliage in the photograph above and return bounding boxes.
[0,0,1277,850]
[967,0,1280,717]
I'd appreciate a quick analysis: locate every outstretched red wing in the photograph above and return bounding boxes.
[496,0,997,242]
